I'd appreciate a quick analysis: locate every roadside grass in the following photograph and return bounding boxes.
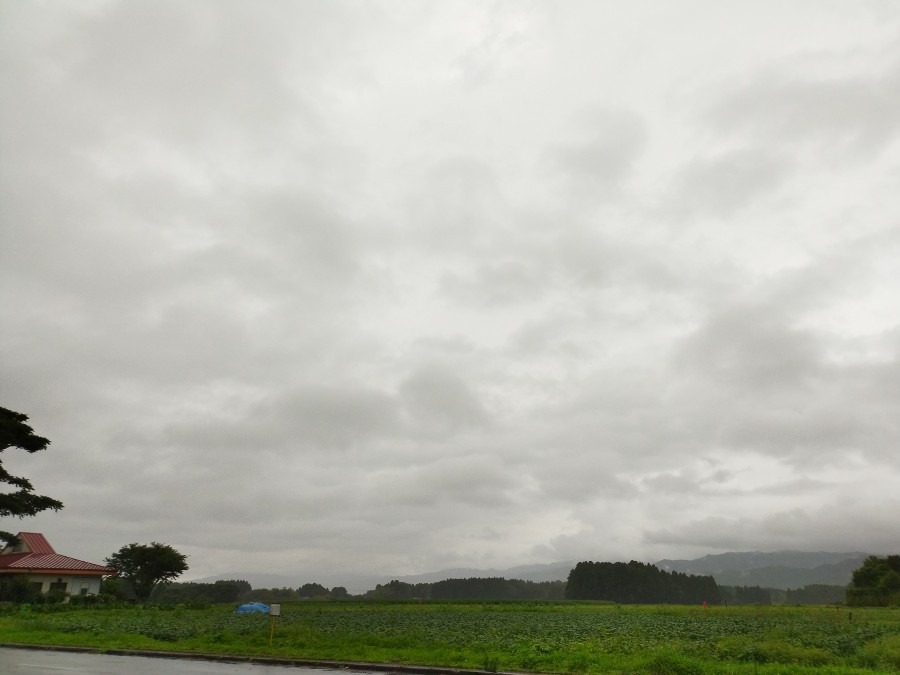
[1,601,898,674]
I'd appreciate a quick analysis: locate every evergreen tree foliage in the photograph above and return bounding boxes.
[565,560,720,604]
[365,579,431,600]
[430,577,564,600]
[718,585,772,605]
[1,407,63,546]
[363,577,564,600]
[783,584,846,605]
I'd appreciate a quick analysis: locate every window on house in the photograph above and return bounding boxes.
[49,581,67,593]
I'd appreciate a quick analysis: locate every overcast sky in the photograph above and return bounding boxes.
[2,1,899,587]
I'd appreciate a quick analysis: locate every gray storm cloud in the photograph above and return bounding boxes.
[2,0,898,580]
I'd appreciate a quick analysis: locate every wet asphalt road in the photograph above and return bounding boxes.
[0,648,361,675]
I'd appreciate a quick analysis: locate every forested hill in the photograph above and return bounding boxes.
[656,551,868,589]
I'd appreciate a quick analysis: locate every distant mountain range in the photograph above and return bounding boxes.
[190,551,870,594]
[391,561,576,585]
[655,551,869,589]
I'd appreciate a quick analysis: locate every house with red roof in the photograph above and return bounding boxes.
[0,532,114,598]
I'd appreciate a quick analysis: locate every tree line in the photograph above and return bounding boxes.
[565,560,720,604]
[719,584,847,605]
[364,577,566,601]
[139,578,566,604]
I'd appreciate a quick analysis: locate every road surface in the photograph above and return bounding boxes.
[0,647,364,675]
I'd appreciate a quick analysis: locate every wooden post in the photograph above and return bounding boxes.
[268,603,281,647]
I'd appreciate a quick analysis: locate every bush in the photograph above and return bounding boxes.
[858,633,900,671]
[28,589,68,606]
[69,594,98,608]
[642,651,706,675]
[0,576,40,603]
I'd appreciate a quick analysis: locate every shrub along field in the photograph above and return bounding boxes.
[1,601,899,674]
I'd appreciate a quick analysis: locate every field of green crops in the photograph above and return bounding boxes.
[2,601,899,674]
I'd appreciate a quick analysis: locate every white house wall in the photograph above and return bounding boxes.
[27,575,103,595]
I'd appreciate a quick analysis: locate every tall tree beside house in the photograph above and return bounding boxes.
[0,407,64,547]
[105,542,189,603]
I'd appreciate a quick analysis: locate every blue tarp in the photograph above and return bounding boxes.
[235,602,270,614]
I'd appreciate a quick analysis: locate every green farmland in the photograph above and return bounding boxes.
[2,601,899,674]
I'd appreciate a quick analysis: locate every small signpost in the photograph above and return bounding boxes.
[268,603,281,647]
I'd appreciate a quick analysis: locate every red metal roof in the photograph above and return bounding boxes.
[0,533,113,574]
[0,552,114,573]
[18,532,56,554]
[0,553,115,574]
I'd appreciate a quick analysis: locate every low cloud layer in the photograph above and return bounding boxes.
[2,1,898,583]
